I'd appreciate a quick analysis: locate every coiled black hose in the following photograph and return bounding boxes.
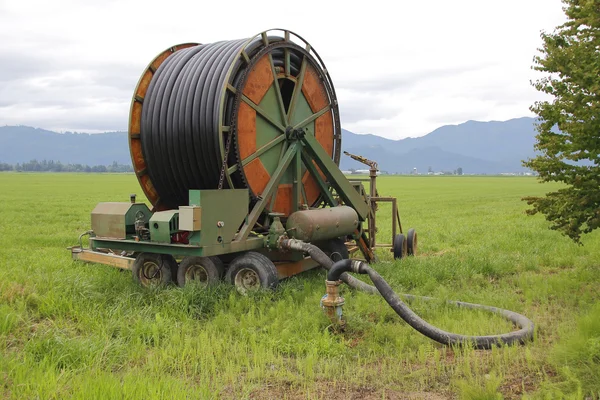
[139,36,309,209]
[279,239,534,349]
[142,40,247,207]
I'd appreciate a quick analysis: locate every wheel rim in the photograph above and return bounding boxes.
[234,267,261,293]
[185,264,209,286]
[140,261,162,286]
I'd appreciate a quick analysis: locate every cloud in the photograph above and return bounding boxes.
[0,0,567,138]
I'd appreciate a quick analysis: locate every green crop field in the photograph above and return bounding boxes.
[1,173,599,399]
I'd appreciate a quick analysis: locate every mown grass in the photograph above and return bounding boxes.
[0,173,598,399]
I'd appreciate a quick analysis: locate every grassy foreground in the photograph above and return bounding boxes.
[0,173,599,399]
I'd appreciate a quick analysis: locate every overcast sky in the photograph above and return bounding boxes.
[0,0,566,139]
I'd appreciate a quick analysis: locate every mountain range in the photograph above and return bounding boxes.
[0,117,538,174]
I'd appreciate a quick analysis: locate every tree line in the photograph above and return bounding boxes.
[0,160,133,173]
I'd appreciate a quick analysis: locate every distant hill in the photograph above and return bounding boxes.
[0,117,538,174]
[340,117,538,174]
[0,126,129,166]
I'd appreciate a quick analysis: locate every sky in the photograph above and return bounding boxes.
[0,0,566,139]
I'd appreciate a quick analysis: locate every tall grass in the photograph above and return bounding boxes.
[0,173,599,398]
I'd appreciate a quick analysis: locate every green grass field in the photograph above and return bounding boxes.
[1,173,599,399]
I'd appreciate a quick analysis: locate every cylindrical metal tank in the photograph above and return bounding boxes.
[128,29,341,215]
[286,206,359,242]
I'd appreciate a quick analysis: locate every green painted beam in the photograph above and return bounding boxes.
[236,142,299,240]
[293,147,302,211]
[301,134,370,220]
[90,237,264,257]
[300,149,336,207]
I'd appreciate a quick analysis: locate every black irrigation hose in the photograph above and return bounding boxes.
[142,40,248,207]
[140,36,307,209]
[279,239,535,349]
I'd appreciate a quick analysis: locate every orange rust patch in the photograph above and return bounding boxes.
[301,64,329,113]
[302,163,327,207]
[274,257,320,279]
[135,70,153,100]
[129,102,143,134]
[130,138,146,171]
[242,54,274,105]
[315,112,334,157]
[150,52,171,71]
[237,102,257,160]
[273,184,293,216]
[148,44,197,72]
[244,158,271,197]
[140,175,158,204]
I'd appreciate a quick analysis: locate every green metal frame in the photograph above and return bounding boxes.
[78,28,378,269]
[90,236,264,258]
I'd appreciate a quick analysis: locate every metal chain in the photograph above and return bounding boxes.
[218,129,234,189]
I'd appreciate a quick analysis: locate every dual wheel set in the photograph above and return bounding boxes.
[130,239,350,294]
[393,228,418,259]
[132,251,278,294]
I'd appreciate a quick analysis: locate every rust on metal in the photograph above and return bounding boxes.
[301,64,329,112]
[274,257,320,279]
[71,247,134,270]
[271,184,293,216]
[128,43,199,211]
[237,101,257,159]
[321,280,345,330]
[241,54,274,105]
[244,158,271,197]
[315,112,334,156]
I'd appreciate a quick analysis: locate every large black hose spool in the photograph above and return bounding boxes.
[128,30,342,215]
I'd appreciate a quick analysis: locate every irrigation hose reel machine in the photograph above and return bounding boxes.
[70,29,534,349]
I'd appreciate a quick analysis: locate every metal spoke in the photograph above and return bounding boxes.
[268,53,288,126]
[241,95,286,133]
[241,135,285,167]
[293,147,302,212]
[287,57,307,122]
[292,104,331,130]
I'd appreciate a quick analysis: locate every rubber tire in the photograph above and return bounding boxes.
[132,252,172,287]
[318,238,349,262]
[163,255,179,279]
[208,256,225,279]
[177,256,221,288]
[406,228,417,256]
[225,252,279,294]
[393,234,407,259]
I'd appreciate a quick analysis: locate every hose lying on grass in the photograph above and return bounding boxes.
[280,239,535,350]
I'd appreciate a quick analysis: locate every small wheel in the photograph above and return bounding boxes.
[406,228,418,256]
[225,252,279,294]
[318,238,349,262]
[393,234,407,259]
[177,256,221,287]
[132,253,172,287]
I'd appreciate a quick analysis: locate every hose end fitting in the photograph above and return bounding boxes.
[351,260,368,274]
[321,280,345,331]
